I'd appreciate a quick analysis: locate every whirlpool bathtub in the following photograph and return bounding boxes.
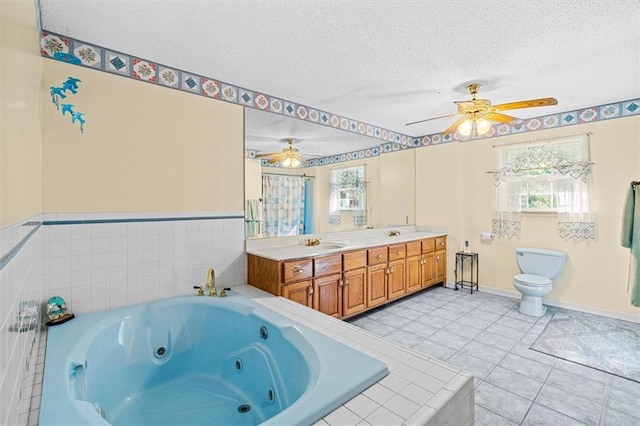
[40,293,388,425]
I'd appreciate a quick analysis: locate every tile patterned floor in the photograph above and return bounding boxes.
[347,286,640,426]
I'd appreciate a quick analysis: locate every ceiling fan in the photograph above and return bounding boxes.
[255,138,307,168]
[406,83,558,137]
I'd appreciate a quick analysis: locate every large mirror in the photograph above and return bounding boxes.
[244,108,416,239]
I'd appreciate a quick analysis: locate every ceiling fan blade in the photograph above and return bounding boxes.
[442,117,469,136]
[255,152,279,158]
[405,113,458,126]
[492,97,558,111]
[267,157,283,164]
[484,112,519,124]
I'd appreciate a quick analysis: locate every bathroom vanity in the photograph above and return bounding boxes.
[247,228,447,319]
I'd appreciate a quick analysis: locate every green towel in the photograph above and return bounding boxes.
[621,186,640,306]
[245,199,261,237]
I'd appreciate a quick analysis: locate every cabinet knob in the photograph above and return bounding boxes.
[396,251,402,255]
[308,285,314,295]
[389,268,394,274]
[293,268,303,273]
[345,279,350,286]
[338,279,344,287]
[375,254,383,259]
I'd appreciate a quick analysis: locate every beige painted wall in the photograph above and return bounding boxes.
[1,0,42,227]
[380,149,415,227]
[416,117,640,317]
[244,158,262,201]
[41,60,244,213]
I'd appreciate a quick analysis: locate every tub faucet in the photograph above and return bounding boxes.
[206,268,217,296]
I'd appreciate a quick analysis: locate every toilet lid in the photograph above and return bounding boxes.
[514,274,552,286]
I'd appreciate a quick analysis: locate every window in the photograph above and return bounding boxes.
[330,166,366,211]
[493,134,596,240]
[328,165,367,226]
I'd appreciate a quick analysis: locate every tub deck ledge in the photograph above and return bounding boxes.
[235,285,474,426]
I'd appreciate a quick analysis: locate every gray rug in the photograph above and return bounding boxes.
[531,315,640,383]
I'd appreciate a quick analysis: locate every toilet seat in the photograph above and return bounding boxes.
[514,274,552,286]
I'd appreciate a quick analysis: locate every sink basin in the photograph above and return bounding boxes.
[304,243,347,250]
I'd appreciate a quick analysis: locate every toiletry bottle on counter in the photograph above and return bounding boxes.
[464,240,470,253]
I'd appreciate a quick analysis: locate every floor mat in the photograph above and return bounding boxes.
[531,315,640,383]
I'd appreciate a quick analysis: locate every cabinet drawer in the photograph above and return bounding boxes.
[435,237,447,250]
[313,254,342,277]
[406,241,421,257]
[282,259,313,283]
[422,238,435,253]
[388,243,406,261]
[343,250,367,270]
[367,247,388,265]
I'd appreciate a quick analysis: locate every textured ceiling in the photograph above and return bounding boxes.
[39,1,640,156]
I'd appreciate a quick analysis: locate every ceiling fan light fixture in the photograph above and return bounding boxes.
[457,118,474,136]
[280,156,302,168]
[458,116,492,137]
[476,116,492,135]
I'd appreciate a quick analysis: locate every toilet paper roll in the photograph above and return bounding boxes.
[481,231,494,240]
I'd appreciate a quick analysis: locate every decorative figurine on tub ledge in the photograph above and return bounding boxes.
[45,296,75,326]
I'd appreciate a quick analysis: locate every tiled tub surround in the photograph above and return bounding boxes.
[42,212,246,315]
[0,218,46,426]
[237,285,474,426]
[0,212,247,426]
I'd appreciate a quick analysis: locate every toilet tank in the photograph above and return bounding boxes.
[515,247,567,279]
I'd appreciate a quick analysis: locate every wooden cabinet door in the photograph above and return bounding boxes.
[387,258,406,300]
[281,280,312,308]
[435,249,446,285]
[342,267,367,317]
[367,263,387,308]
[406,255,422,293]
[422,252,435,288]
[313,273,342,318]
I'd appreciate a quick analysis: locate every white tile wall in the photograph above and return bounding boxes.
[1,211,248,426]
[0,217,45,426]
[43,213,247,316]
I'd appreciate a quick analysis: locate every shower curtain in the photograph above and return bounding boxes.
[262,174,305,238]
[621,184,640,307]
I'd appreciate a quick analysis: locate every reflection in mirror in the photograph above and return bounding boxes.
[245,109,416,239]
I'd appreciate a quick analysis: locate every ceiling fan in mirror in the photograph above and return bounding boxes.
[254,138,310,168]
[406,83,558,137]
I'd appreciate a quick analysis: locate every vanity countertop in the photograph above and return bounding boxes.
[246,230,447,261]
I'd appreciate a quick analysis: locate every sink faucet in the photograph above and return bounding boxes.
[305,238,321,246]
[388,230,401,236]
[206,267,217,296]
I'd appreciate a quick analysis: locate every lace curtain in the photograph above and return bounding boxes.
[493,134,596,240]
[262,174,305,237]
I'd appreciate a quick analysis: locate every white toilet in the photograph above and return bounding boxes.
[514,247,567,317]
